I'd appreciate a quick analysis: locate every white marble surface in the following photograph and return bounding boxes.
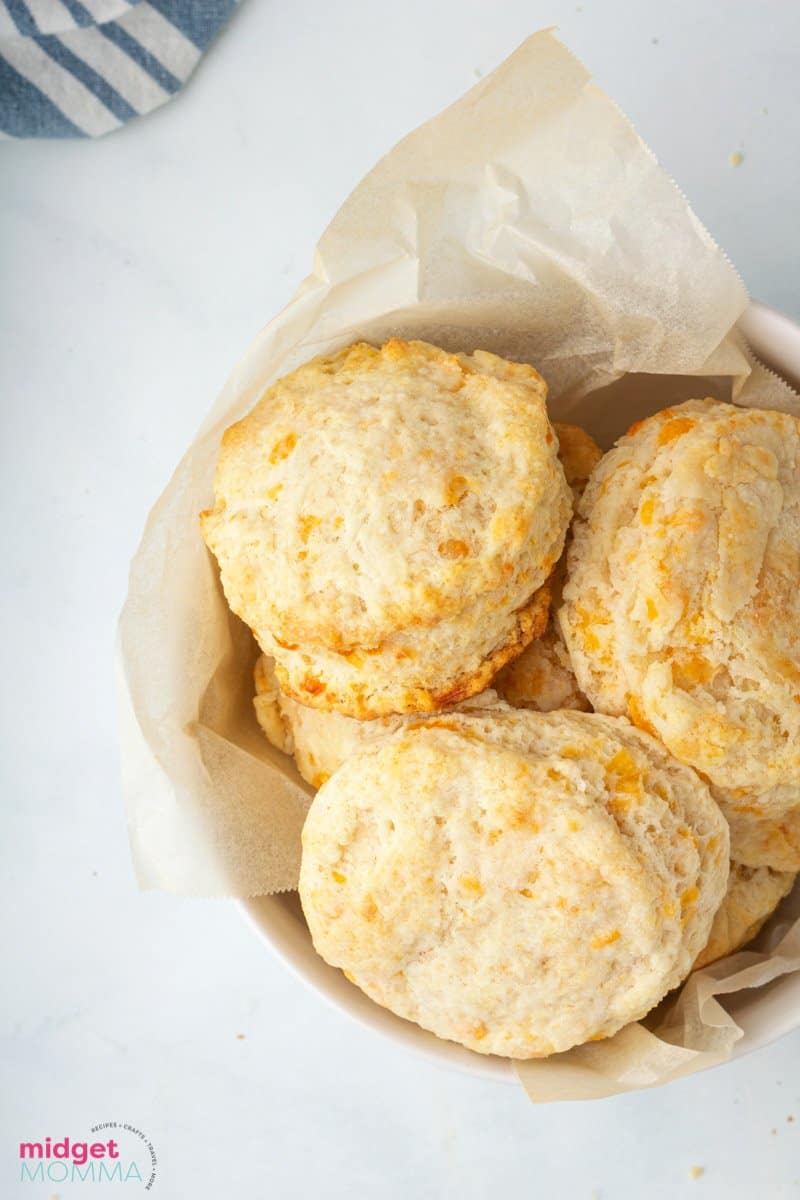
[2,2,799,1197]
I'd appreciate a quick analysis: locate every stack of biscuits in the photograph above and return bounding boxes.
[201,339,799,1059]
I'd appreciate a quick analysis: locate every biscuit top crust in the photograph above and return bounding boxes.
[201,339,569,653]
[560,399,800,803]
[299,708,728,1057]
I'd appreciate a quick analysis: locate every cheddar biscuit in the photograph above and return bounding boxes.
[493,622,589,712]
[551,421,604,499]
[694,862,795,970]
[560,400,800,863]
[726,808,800,873]
[202,339,571,717]
[253,654,504,789]
[299,709,729,1058]
[259,575,551,716]
[495,423,602,712]
[253,429,596,776]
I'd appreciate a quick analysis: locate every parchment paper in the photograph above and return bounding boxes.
[117,29,800,1097]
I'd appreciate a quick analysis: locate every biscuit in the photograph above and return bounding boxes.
[552,422,604,499]
[493,621,590,712]
[299,709,729,1058]
[693,862,795,970]
[495,423,601,712]
[255,654,385,788]
[254,426,596,764]
[202,339,571,717]
[726,808,800,872]
[253,654,504,789]
[560,400,800,860]
[261,575,552,717]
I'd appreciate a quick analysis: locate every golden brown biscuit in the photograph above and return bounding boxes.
[693,862,796,970]
[253,424,595,771]
[494,423,602,712]
[560,399,800,866]
[494,621,590,712]
[726,809,800,872]
[552,422,604,498]
[262,576,552,717]
[253,654,505,789]
[299,709,729,1058]
[203,340,571,717]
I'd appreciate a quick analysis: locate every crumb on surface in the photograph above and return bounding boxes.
[689,1166,705,1180]
[788,1115,795,1123]
[236,1033,246,1040]
[729,151,744,167]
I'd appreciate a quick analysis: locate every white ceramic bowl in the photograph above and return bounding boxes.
[241,300,800,1083]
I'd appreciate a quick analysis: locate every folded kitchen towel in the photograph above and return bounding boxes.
[0,0,238,138]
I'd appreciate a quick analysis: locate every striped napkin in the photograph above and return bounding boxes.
[0,0,238,138]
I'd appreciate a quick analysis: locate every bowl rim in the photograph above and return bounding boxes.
[239,298,800,1086]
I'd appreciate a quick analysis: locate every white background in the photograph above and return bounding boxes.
[2,1,800,1197]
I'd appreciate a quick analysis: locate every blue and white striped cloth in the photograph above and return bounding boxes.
[0,0,238,138]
